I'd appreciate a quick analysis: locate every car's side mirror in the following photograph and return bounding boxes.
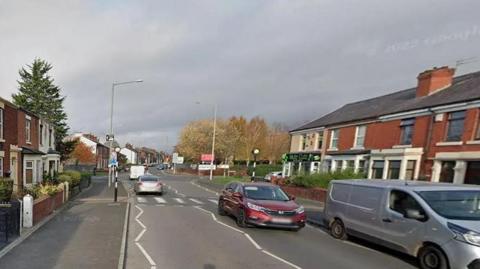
[233,192,243,199]
[405,209,426,221]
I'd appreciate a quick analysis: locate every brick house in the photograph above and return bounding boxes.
[287,66,480,184]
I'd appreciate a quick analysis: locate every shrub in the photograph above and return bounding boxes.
[39,184,61,197]
[0,179,13,202]
[23,184,41,199]
[247,164,283,177]
[291,169,366,189]
[64,170,81,181]
[58,174,73,186]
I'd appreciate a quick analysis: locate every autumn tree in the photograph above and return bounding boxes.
[264,123,290,164]
[70,141,96,165]
[244,116,268,164]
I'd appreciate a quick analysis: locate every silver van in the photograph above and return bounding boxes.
[324,179,480,269]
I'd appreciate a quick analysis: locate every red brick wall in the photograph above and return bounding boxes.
[281,186,327,203]
[365,120,401,149]
[337,126,356,150]
[3,104,18,177]
[33,190,64,225]
[427,108,480,159]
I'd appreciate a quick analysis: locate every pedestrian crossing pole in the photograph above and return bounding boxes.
[114,165,118,202]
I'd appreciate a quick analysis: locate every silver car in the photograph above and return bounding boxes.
[134,175,164,195]
[324,179,480,269]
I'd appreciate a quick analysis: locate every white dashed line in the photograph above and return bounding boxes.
[189,198,204,204]
[193,206,302,269]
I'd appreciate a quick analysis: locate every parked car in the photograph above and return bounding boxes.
[324,179,480,269]
[130,165,145,180]
[218,182,306,231]
[264,171,283,182]
[157,164,165,170]
[134,175,164,195]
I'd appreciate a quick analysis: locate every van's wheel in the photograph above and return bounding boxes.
[418,245,449,269]
[330,219,347,240]
[218,200,226,216]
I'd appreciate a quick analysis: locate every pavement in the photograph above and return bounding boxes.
[0,176,128,269]
[123,169,418,269]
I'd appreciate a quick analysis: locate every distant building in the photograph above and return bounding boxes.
[120,146,138,165]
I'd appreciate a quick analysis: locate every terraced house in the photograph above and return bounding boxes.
[0,97,60,192]
[287,66,480,184]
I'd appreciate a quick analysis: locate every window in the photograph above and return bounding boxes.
[358,160,366,173]
[446,111,466,141]
[439,161,455,183]
[317,132,323,150]
[49,129,53,147]
[354,126,366,148]
[25,119,31,142]
[0,108,3,140]
[324,160,332,172]
[346,160,355,170]
[330,129,339,149]
[387,160,401,179]
[400,118,415,145]
[350,186,383,210]
[405,160,416,180]
[389,190,425,218]
[331,183,352,203]
[372,161,385,179]
[25,161,33,184]
[335,160,343,172]
[39,125,43,145]
[301,134,307,150]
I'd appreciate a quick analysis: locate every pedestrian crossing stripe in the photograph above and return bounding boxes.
[174,198,185,204]
[189,198,203,204]
[208,199,218,205]
[154,197,166,203]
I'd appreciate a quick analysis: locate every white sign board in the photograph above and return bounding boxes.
[176,157,184,164]
[172,153,179,163]
[198,164,216,170]
[218,164,229,169]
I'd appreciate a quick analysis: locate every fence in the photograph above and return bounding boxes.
[0,200,21,242]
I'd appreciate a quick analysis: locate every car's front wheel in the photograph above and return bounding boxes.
[418,245,449,269]
[218,200,226,216]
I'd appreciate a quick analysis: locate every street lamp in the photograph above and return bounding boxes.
[108,79,142,189]
[251,148,260,181]
[196,102,217,181]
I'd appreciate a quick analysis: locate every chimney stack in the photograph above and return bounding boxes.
[416,66,455,97]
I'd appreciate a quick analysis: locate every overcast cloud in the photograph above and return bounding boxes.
[1,0,480,151]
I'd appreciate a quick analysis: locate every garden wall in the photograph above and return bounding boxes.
[33,190,64,225]
[281,186,327,203]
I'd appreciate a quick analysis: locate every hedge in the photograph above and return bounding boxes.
[291,169,366,189]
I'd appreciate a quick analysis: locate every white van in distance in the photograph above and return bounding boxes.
[129,165,145,180]
[324,179,480,269]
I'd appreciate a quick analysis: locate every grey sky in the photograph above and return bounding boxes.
[1,0,480,151]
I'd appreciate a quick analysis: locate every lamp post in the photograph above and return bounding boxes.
[196,102,217,181]
[251,148,260,181]
[108,79,142,188]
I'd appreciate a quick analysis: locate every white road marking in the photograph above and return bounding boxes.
[244,233,262,250]
[155,204,165,207]
[174,198,185,204]
[154,197,166,204]
[178,193,186,197]
[189,198,203,204]
[134,205,146,230]
[262,250,302,269]
[135,229,146,242]
[193,206,301,269]
[137,197,147,203]
[190,181,219,196]
[136,242,156,266]
[208,199,219,205]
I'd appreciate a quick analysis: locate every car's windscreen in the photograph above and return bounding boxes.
[140,176,159,182]
[243,186,289,201]
[418,190,480,220]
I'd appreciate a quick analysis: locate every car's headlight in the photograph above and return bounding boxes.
[295,206,305,214]
[448,222,480,246]
[247,202,265,212]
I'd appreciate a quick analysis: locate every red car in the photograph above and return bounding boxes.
[218,182,306,231]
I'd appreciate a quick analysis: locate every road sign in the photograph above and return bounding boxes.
[201,154,214,162]
[176,157,184,164]
[218,164,229,169]
[199,164,216,171]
